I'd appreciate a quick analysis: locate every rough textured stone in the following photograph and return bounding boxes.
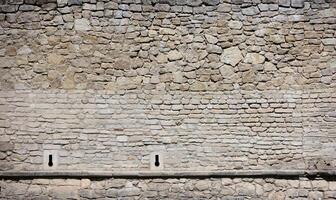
[228,21,243,30]
[17,46,32,55]
[322,38,336,46]
[279,0,291,7]
[203,0,220,6]
[0,178,334,199]
[47,53,64,65]
[167,50,183,61]
[221,46,243,66]
[0,142,14,151]
[244,53,266,64]
[204,34,218,44]
[291,0,304,8]
[219,64,235,77]
[0,1,335,197]
[242,6,260,16]
[74,18,91,31]
[270,35,286,44]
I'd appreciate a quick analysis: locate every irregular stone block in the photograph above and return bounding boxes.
[322,38,336,46]
[228,20,243,30]
[279,0,291,7]
[74,18,91,31]
[242,6,260,16]
[0,142,14,151]
[291,0,304,8]
[203,0,220,6]
[221,46,243,66]
[167,50,183,61]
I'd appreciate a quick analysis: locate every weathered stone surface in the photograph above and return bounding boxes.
[207,44,222,54]
[228,21,243,30]
[242,6,260,16]
[1,178,335,199]
[322,38,336,46]
[195,180,209,190]
[5,46,17,56]
[0,142,14,151]
[113,57,131,70]
[17,46,32,55]
[0,1,335,195]
[270,35,286,44]
[17,12,40,23]
[244,53,265,64]
[57,0,68,7]
[156,53,168,63]
[190,81,206,91]
[219,64,235,77]
[291,0,304,8]
[203,0,220,6]
[47,53,64,65]
[68,0,81,6]
[279,0,291,7]
[264,62,277,71]
[74,18,91,31]
[204,34,218,44]
[167,50,183,61]
[221,46,243,66]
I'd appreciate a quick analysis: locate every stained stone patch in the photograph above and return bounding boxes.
[0,142,14,152]
[47,53,64,65]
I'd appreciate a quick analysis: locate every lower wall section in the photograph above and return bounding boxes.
[1,177,335,199]
[1,89,336,171]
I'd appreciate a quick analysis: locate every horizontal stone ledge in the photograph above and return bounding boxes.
[0,170,335,179]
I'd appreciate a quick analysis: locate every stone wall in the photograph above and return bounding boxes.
[0,0,335,171]
[0,0,335,198]
[1,177,336,199]
[0,88,335,171]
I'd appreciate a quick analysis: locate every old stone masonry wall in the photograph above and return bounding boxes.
[0,177,336,199]
[0,0,336,199]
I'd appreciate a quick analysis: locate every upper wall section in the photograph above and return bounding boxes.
[0,0,335,91]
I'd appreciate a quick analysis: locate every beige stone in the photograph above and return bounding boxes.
[173,71,183,83]
[47,53,64,65]
[270,35,285,44]
[195,180,209,191]
[221,46,243,66]
[167,50,183,61]
[228,21,243,30]
[204,34,218,44]
[5,46,17,56]
[219,64,235,77]
[244,53,265,64]
[74,18,91,31]
[156,53,168,63]
[190,81,206,91]
[113,57,131,70]
[264,62,277,71]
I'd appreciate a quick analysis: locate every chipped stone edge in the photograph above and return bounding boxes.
[0,170,335,179]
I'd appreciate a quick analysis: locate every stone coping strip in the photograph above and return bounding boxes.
[0,170,335,179]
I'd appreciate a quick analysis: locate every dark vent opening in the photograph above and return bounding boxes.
[48,154,53,167]
[154,154,160,167]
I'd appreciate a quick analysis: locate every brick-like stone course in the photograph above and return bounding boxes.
[0,88,335,171]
